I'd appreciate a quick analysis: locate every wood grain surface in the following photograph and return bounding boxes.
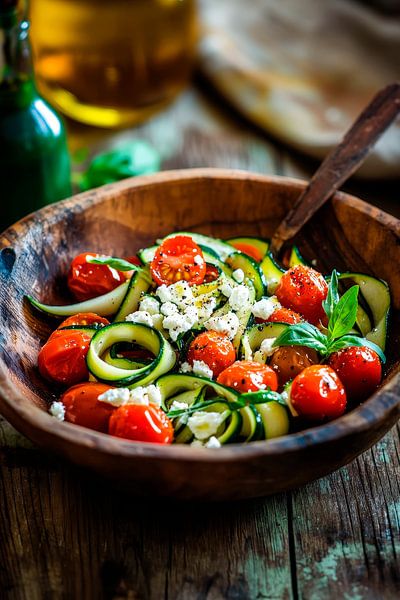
[0,85,399,599]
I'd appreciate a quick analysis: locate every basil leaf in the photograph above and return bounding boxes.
[327,335,386,364]
[272,322,328,354]
[329,285,359,339]
[87,255,142,272]
[323,270,339,320]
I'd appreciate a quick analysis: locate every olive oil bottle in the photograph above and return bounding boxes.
[0,0,71,230]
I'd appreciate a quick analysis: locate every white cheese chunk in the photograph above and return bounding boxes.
[228,285,250,311]
[139,295,160,315]
[180,361,193,373]
[49,401,65,422]
[205,436,221,448]
[232,268,245,283]
[194,254,203,266]
[251,296,281,320]
[219,281,233,298]
[192,360,213,379]
[160,301,179,317]
[98,387,131,407]
[205,311,240,339]
[125,310,153,327]
[187,411,226,440]
[170,400,189,411]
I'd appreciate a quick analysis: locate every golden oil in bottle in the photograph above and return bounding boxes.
[29,0,198,128]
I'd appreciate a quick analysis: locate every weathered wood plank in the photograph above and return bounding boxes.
[291,425,400,600]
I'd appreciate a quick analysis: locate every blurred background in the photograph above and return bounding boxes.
[1,0,399,227]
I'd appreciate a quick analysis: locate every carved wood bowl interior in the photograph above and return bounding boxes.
[0,169,399,501]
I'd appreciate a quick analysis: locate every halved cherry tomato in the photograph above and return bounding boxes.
[108,404,174,444]
[229,242,263,262]
[255,307,302,325]
[49,313,110,340]
[276,265,328,325]
[61,382,115,432]
[269,346,319,388]
[204,264,220,283]
[328,346,381,401]
[217,360,278,393]
[38,331,91,385]
[68,252,126,301]
[187,331,236,377]
[290,365,346,420]
[150,236,206,286]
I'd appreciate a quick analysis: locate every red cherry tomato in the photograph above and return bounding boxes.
[229,242,263,262]
[61,383,115,432]
[187,331,236,377]
[328,346,382,401]
[290,365,347,421]
[204,264,221,283]
[67,252,126,301]
[38,331,91,385]
[49,313,110,340]
[255,307,302,325]
[150,236,206,286]
[217,360,278,393]
[276,265,328,325]
[108,404,174,444]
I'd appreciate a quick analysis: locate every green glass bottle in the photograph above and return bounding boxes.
[0,0,71,230]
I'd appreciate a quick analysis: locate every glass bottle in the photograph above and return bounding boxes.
[0,0,71,230]
[29,0,198,128]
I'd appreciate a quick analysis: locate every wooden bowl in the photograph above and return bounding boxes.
[0,169,399,500]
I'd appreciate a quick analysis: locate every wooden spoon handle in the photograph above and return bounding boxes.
[270,82,400,255]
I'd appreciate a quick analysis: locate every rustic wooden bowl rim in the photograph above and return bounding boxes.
[0,168,399,464]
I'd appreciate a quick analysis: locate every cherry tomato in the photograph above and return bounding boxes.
[328,346,381,401]
[150,236,206,286]
[108,404,174,444]
[269,346,319,388]
[276,265,328,325]
[204,264,220,283]
[49,313,110,340]
[217,360,278,393]
[187,331,236,377]
[68,252,126,301]
[229,242,263,262]
[255,307,302,325]
[290,365,346,421]
[61,383,115,432]
[38,331,91,385]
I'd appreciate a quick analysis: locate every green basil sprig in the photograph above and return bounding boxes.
[166,389,281,419]
[272,270,386,363]
[86,256,153,284]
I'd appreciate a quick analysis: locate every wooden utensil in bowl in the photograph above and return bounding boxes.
[0,169,399,500]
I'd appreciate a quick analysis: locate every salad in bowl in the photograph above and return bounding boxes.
[28,232,390,449]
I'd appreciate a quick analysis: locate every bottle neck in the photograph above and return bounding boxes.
[0,8,37,109]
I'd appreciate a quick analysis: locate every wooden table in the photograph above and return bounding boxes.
[1,84,399,600]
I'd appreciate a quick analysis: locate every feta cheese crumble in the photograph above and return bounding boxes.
[139,295,160,315]
[251,296,281,320]
[232,268,245,283]
[228,285,250,311]
[98,385,162,407]
[49,401,65,421]
[192,360,213,379]
[156,281,194,309]
[180,361,193,373]
[170,400,189,411]
[125,310,153,327]
[254,338,278,363]
[219,281,233,298]
[205,436,221,448]
[187,411,227,440]
[194,254,203,265]
[205,311,240,339]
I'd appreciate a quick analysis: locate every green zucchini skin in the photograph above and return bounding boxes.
[338,272,390,351]
[113,267,151,322]
[288,245,309,268]
[156,373,240,409]
[260,252,285,295]
[86,322,176,386]
[225,251,265,299]
[225,237,270,260]
[27,280,130,318]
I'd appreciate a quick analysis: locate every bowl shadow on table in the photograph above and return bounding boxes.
[0,170,399,501]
